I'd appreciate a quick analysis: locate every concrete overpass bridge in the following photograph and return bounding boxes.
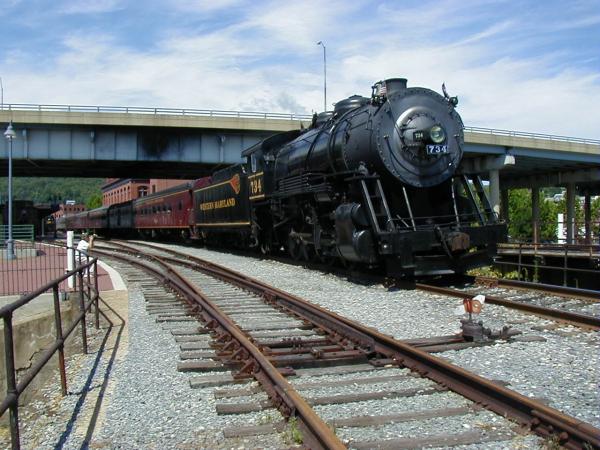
[1,103,599,243]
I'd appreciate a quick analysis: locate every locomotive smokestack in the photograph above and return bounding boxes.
[385,78,407,95]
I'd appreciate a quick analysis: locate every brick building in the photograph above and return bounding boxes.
[102,178,191,206]
[51,202,87,220]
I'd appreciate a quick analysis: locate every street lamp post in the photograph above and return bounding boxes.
[317,41,327,112]
[4,122,16,260]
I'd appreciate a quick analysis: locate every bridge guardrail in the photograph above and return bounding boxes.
[0,103,313,121]
[464,126,600,146]
[1,103,599,145]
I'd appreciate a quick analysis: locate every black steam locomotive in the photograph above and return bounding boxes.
[61,77,506,277]
[198,77,506,276]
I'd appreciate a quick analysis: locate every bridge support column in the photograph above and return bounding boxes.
[531,187,540,244]
[584,190,591,245]
[566,183,576,244]
[501,189,510,222]
[489,169,500,218]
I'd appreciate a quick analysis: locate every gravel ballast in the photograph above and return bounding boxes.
[156,244,599,429]
[94,286,291,449]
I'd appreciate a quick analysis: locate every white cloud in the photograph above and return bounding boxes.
[59,0,124,14]
[168,0,246,13]
[0,0,599,139]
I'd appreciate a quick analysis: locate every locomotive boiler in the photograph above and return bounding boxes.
[241,77,506,276]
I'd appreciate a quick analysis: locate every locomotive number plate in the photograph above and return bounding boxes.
[248,172,265,200]
[426,144,448,155]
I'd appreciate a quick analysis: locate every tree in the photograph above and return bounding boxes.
[0,177,104,204]
[508,189,559,242]
[86,193,103,209]
[592,197,600,237]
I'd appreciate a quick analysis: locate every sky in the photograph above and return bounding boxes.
[0,0,599,139]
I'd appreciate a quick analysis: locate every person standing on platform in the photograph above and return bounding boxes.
[76,233,94,272]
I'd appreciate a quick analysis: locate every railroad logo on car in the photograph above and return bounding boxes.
[199,197,236,211]
[229,174,241,195]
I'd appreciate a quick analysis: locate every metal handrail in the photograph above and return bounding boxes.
[464,126,600,145]
[496,241,599,286]
[0,103,313,121]
[0,225,34,243]
[2,103,599,145]
[1,251,100,450]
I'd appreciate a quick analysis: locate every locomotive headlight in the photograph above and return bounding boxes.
[429,125,446,144]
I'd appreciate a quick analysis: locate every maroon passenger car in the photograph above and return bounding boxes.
[133,182,195,238]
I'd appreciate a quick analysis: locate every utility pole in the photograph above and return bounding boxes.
[317,41,327,112]
[4,122,17,259]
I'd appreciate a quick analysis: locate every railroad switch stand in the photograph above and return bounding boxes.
[460,318,519,342]
[460,297,520,342]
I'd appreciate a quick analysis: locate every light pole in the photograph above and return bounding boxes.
[317,41,327,112]
[0,77,3,110]
[4,122,16,260]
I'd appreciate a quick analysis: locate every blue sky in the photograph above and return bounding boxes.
[1,0,599,138]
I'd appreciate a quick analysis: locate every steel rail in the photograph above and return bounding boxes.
[417,283,600,330]
[474,276,600,302]
[91,246,345,450]
[103,241,600,450]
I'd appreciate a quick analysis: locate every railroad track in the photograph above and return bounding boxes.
[417,278,599,331]
[89,240,599,449]
[59,236,599,330]
[195,242,600,330]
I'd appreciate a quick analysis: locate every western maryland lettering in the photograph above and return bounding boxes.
[200,197,236,211]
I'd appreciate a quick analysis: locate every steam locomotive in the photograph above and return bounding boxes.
[58,78,506,277]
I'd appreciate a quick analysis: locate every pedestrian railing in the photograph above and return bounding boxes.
[0,251,99,450]
[1,103,313,121]
[0,226,34,244]
[0,241,70,296]
[496,242,600,286]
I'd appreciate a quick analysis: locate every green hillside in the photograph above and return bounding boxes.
[0,177,104,207]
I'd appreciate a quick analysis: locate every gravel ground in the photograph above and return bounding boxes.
[340,410,513,443]
[1,280,295,449]
[0,313,117,449]
[450,285,600,317]
[154,244,600,430]
[94,285,292,449]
